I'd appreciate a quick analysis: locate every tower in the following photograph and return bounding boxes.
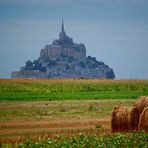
[59,19,66,40]
[61,19,65,33]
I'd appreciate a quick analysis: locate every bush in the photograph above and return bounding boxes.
[1,131,148,148]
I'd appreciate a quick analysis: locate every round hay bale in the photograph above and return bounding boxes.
[111,106,140,132]
[138,107,148,132]
[134,96,148,114]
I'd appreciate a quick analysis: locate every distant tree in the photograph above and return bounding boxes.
[68,56,75,63]
[48,60,56,67]
[87,56,96,61]
[79,61,86,68]
[32,60,42,70]
[40,67,46,72]
[87,56,91,59]
[24,60,33,70]
[97,61,105,66]
[91,63,98,69]
[106,69,115,79]
[44,57,50,63]
[26,60,33,67]
[33,60,38,66]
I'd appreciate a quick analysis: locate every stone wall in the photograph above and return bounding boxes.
[40,43,86,61]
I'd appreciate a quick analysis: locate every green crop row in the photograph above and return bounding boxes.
[1,82,148,93]
[0,91,148,101]
[0,79,148,100]
[1,131,148,148]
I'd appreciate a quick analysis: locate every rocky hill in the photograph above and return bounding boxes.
[11,21,115,79]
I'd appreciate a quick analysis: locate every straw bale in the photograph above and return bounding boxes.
[111,106,140,132]
[138,107,148,132]
[135,96,148,114]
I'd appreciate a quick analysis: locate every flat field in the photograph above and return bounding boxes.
[0,78,148,100]
[0,99,135,144]
[0,79,148,146]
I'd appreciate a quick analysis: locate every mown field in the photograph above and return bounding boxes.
[0,78,148,147]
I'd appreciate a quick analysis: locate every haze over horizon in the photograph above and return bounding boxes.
[0,0,148,79]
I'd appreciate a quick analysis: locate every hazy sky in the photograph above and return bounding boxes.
[0,0,148,79]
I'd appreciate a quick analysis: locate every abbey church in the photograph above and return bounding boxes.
[40,20,86,61]
[11,21,115,79]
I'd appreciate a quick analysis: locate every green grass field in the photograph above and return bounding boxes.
[0,79,148,101]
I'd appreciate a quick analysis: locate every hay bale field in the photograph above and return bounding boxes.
[138,107,148,132]
[135,96,148,114]
[111,106,140,132]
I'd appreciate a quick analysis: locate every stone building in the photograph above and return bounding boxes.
[39,20,86,61]
[11,20,115,79]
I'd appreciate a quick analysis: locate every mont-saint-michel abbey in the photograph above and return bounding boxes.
[11,21,115,79]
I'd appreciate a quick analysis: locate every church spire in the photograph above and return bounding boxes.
[59,19,66,39]
[61,19,64,32]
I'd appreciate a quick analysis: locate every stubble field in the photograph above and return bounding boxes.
[0,79,148,147]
